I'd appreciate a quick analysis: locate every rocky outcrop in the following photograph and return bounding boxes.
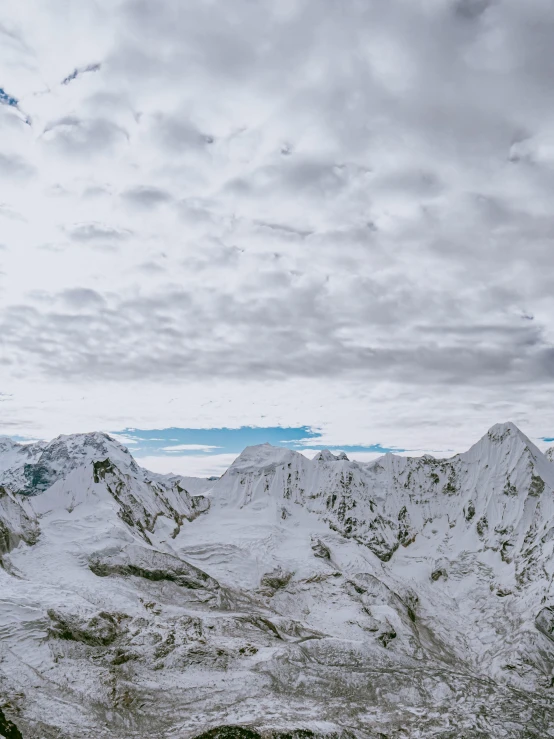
[191,729,354,739]
[311,539,331,559]
[89,544,219,591]
[260,568,293,592]
[535,607,554,642]
[0,486,38,557]
[0,707,23,739]
[48,609,128,646]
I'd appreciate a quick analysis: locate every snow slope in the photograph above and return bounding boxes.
[0,424,553,738]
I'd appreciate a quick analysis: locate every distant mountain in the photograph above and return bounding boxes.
[0,423,553,738]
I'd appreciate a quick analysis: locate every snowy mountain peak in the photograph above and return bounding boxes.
[0,438,45,479]
[313,449,350,462]
[459,420,544,465]
[313,449,337,462]
[48,431,132,459]
[486,421,530,443]
[7,431,140,495]
[227,443,304,473]
[0,436,44,455]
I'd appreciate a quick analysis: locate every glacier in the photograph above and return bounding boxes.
[0,423,553,738]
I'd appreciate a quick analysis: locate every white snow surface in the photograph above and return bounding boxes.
[0,423,553,738]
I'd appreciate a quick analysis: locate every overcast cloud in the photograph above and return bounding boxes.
[1,0,554,462]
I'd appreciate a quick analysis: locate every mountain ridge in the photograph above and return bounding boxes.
[0,422,553,738]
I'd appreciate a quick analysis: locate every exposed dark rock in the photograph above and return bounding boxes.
[311,539,331,559]
[0,486,39,556]
[92,457,115,483]
[192,726,262,739]
[465,501,475,521]
[378,628,397,647]
[21,461,56,494]
[89,545,219,590]
[260,569,293,591]
[272,731,353,739]
[529,474,545,497]
[191,727,354,739]
[503,479,518,496]
[47,609,127,646]
[111,648,138,665]
[191,495,210,515]
[0,518,13,556]
[496,588,512,598]
[476,516,488,537]
[403,590,419,623]
[397,506,415,547]
[0,707,23,739]
[242,616,283,640]
[535,607,554,642]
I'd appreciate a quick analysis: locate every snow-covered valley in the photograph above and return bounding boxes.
[0,423,553,738]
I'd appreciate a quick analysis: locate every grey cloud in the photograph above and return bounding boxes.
[254,222,313,239]
[0,22,26,47]
[375,169,445,198]
[122,186,172,207]
[136,261,167,274]
[150,113,213,153]
[1,270,552,387]
[59,288,106,309]
[65,223,131,242]
[454,0,494,21]
[61,62,102,86]
[183,241,243,271]
[0,152,35,179]
[278,160,350,195]
[222,160,366,216]
[43,116,128,156]
[94,0,554,176]
[82,185,111,198]
[177,201,212,222]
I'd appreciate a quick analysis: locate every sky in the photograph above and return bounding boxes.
[1,0,554,476]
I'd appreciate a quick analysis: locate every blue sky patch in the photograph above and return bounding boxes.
[0,88,19,107]
[108,426,406,458]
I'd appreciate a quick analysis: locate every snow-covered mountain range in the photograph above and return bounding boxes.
[1,423,553,738]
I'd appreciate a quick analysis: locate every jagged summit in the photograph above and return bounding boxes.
[47,430,132,456]
[486,420,533,443]
[227,442,304,473]
[488,420,523,434]
[0,438,44,478]
[313,449,350,462]
[0,437,18,449]
[0,431,140,496]
[458,420,544,463]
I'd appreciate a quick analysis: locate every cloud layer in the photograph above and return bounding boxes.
[1,0,554,463]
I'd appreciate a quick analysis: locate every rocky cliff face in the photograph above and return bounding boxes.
[0,424,553,738]
[0,487,38,558]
